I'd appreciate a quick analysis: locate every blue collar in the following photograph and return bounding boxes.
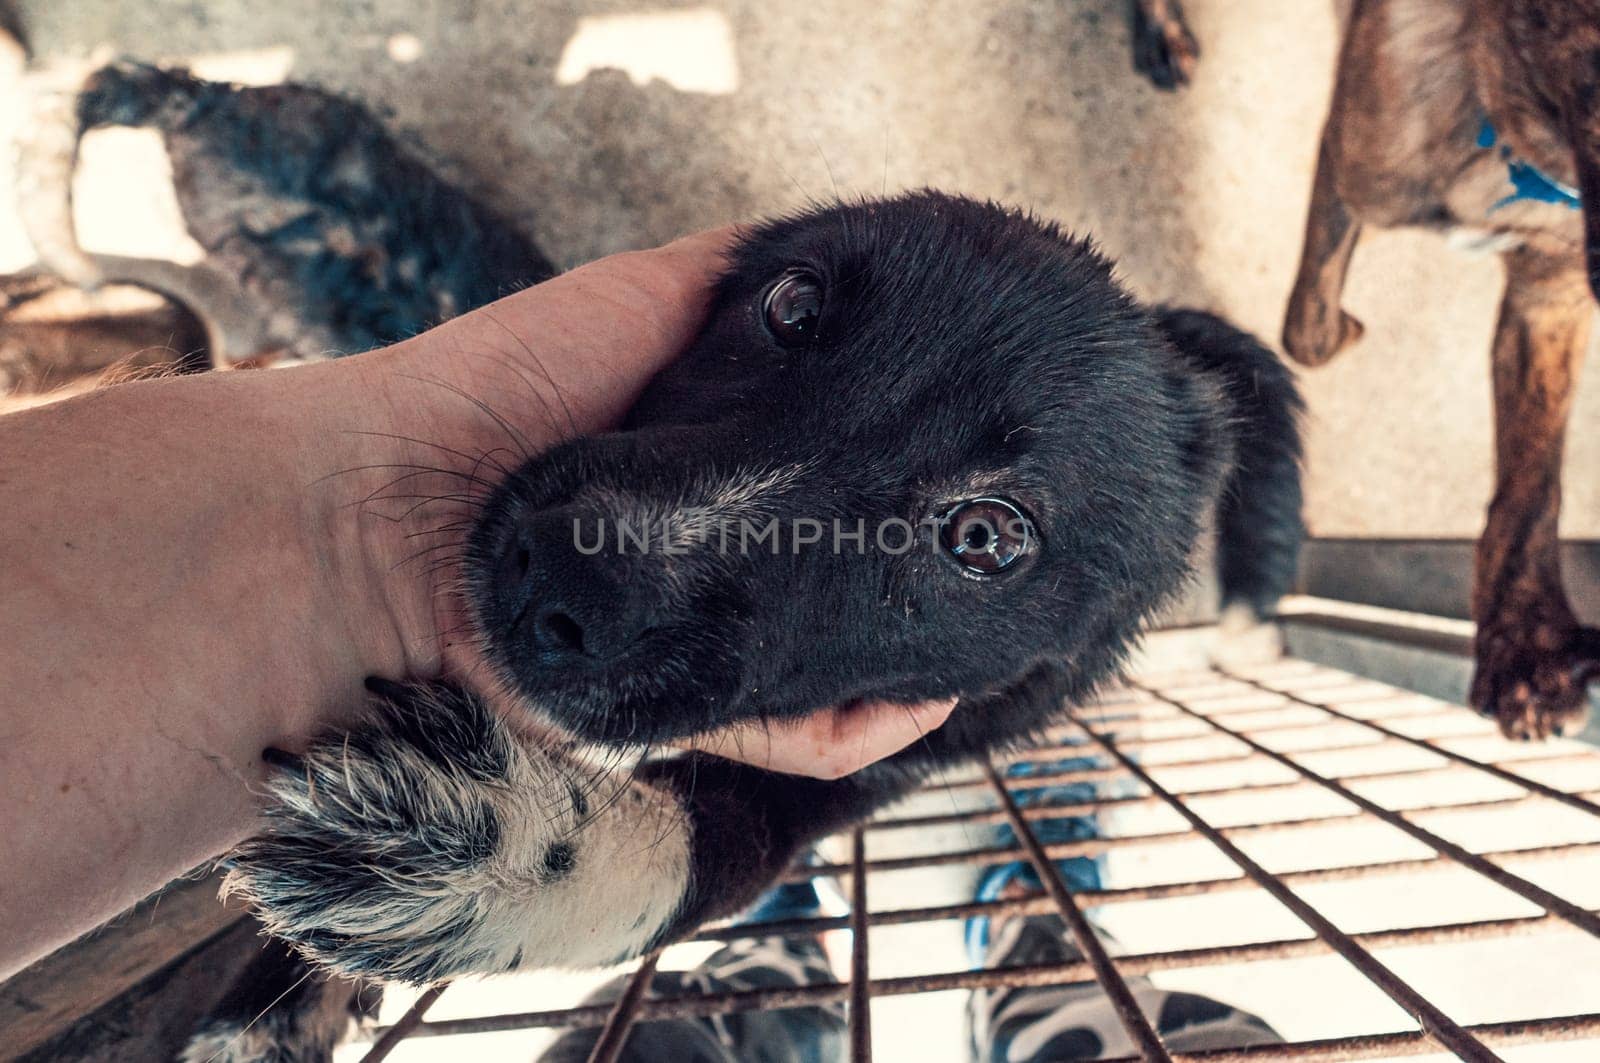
[1477,118,1582,210]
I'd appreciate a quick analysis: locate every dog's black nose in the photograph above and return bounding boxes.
[497,511,646,669]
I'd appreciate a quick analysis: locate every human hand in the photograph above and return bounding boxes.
[345,227,956,780]
[333,226,738,679]
[675,697,959,779]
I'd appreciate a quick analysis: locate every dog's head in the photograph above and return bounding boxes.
[466,193,1228,749]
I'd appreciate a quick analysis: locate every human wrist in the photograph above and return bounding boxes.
[250,353,453,714]
[281,329,573,705]
[277,227,736,712]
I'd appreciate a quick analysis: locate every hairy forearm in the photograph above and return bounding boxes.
[0,229,731,977]
[0,363,405,975]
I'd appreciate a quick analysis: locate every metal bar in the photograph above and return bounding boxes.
[801,785,1599,883]
[1224,669,1600,818]
[876,730,1548,838]
[351,662,1600,1059]
[1170,687,1432,718]
[584,951,660,1063]
[370,910,1588,1041]
[1141,683,1600,939]
[982,758,1172,1061]
[1070,711,1504,1062]
[848,828,872,1062]
[867,790,1143,833]
[934,761,1136,794]
[359,983,447,1063]
[1010,704,1459,758]
[1099,1011,1600,1062]
[708,837,1599,943]
[933,739,1591,799]
[868,757,1596,836]
[1277,602,1476,658]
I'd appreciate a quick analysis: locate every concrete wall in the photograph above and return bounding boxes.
[10,0,1600,541]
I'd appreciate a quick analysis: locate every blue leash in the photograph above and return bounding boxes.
[1476,117,1582,211]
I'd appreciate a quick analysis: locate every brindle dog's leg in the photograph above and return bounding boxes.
[1471,248,1600,739]
[1282,0,1388,368]
[1131,0,1199,91]
[1283,132,1367,366]
[1284,0,1484,366]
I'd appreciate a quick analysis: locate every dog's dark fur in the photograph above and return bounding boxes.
[29,64,1301,1061]
[463,204,1298,749]
[1283,0,1600,739]
[216,195,1303,972]
[20,61,552,368]
[1131,0,1200,90]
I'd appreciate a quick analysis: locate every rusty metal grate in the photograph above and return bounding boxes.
[353,659,1600,1062]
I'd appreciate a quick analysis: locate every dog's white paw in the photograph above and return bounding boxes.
[181,1015,352,1063]
[224,682,692,984]
[1210,602,1284,668]
[181,1026,288,1063]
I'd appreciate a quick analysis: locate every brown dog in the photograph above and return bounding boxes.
[1284,0,1600,739]
[1132,0,1200,90]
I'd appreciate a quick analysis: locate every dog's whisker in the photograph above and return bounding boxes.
[767,151,816,208]
[806,133,842,205]
[358,492,477,513]
[340,480,485,515]
[452,343,574,432]
[195,967,317,1063]
[464,446,518,490]
[393,536,470,571]
[393,371,536,461]
[343,430,512,477]
[478,307,580,438]
[881,124,890,198]
[309,461,488,489]
[896,702,976,847]
[384,493,478,523]
[404,524,474,544]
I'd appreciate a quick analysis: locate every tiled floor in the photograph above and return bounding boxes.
[343,656,1600,1062]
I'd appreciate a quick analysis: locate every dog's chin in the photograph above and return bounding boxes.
[468,632,737,748]
[513,680,740,749]
[429,601,575,752]
[485,693,576,749]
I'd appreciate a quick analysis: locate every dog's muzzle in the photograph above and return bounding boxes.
[489,506,661,673]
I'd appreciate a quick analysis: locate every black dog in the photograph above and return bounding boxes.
[222,195,1304,975]
[203,223,1302,1058]
[28,64,1301,1060]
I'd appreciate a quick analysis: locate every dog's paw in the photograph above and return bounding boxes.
[225,680,692,983]
[1470,622,1600,741]
[181,938,377,1063]
[181,1003,359,1063]
[1282,300,1364,368]
[1132,3,1200,91]
[1210,602,1285,668]
[182,1025,311,1063]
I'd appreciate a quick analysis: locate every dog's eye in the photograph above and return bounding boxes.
[938,498,1035,575]
[762,271,823,347]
